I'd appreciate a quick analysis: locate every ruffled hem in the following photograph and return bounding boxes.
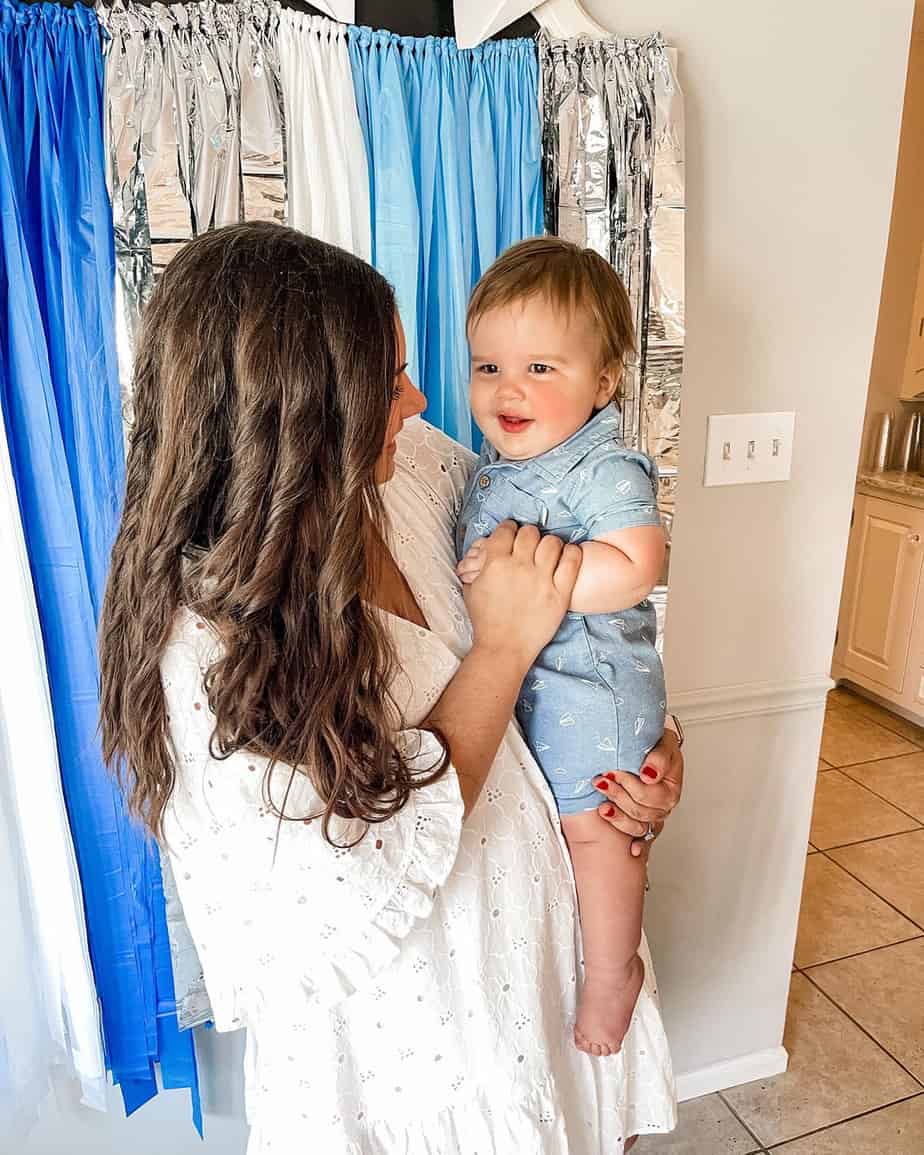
[247,1072,676,1155]
[298,739,464,1010]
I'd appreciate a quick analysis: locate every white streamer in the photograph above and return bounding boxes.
[0,411,105,1133]
[277,11,371,259]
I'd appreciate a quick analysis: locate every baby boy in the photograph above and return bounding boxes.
[456,237,667,1056]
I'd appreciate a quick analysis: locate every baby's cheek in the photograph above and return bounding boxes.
[533,388,589,434]
[469,379,493,425]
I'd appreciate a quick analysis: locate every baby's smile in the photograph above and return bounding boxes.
[497,413,534,434]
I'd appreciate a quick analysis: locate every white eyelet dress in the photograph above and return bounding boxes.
[160,416,676,1155]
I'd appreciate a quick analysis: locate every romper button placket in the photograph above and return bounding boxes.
[478,475,491,489]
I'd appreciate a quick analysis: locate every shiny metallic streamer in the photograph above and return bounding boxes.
[160,855,213,1029]
[643,346,681,473]
[100,0,285,425]
[538,31,685,512]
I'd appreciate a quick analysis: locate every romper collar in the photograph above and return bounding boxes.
[481,402,623,483]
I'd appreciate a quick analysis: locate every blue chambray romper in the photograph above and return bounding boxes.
[456,403,666,815]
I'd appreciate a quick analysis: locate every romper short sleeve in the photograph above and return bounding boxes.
[562,445,662,539]
[160,611,465,1026]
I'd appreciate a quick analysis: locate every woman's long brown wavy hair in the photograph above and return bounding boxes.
[99,222,447,844]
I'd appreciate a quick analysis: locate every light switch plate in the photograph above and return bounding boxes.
[703,411,796,487]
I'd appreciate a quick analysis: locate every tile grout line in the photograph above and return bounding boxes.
[835,764,924,827]
[814,825,924,854]
[715,1089,772,1154]
[798,932,924,972]
[820,745,923,770]
[825,692,924,737]
[827,699,924,747]
[755,697,922,1152]
[761,1091,924,1150]
[800,970,924,1089]
[771,700,924,1147]
[828,721,924,752]
[818,848,924,934]
[821,696,924,766]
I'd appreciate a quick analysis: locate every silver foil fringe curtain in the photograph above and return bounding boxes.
[539,32,685,541]
[100,11,684,530]
[99,0,286,417]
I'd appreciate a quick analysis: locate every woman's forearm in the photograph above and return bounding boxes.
[424,643,529,816]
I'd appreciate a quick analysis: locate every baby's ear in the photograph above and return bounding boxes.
[595,361,623,408]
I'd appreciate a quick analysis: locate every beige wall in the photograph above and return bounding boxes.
[588,0,913,1094]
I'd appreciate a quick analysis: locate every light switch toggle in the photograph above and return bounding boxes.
[704,412,796,487]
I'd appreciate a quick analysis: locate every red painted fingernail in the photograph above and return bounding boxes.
[602,805,615,818]
[593,778,608,790]
[641,766,658,780]
[605,772,617,782]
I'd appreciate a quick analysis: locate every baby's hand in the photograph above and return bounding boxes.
[456,540,487,585]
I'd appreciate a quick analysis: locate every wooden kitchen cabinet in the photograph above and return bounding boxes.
[834,493,924,694]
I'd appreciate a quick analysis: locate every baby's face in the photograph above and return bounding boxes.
[468,296,619,460]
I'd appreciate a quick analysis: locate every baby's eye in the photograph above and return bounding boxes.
[475,363,499,375]
[529,363,553,375]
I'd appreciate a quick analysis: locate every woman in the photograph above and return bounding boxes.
[100,222,682,1154]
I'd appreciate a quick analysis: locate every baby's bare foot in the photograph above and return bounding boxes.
[574,954,645,1057]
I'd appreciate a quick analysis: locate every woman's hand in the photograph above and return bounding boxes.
[593,729,684,858]
[464,521,582,673]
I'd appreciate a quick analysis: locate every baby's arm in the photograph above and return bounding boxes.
[568,526,665,614]
[564,445,665,614]
[458,449,664,605]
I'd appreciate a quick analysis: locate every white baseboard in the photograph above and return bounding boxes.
[670,676,834,725]
[676,1046,789,1101]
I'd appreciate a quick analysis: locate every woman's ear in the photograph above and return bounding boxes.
[595,361,623,409]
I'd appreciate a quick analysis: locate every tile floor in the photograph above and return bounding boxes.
[639,687,924,1154]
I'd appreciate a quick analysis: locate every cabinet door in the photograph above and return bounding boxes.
[839,496,924,692]
[900,241,924,400]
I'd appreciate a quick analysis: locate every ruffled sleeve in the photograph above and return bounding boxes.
[160,613,464,1026]
[250,727,464,1012]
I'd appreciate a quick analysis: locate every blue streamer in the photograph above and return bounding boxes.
[0,0,199,1130]
[348,27,544,449]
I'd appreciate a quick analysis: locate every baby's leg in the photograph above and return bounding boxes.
[560,809,646,1057]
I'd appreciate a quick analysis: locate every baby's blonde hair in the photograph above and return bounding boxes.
[467,236,635,375]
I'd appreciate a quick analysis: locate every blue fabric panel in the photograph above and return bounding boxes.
[0,0,199,1129]
[348,28,544,449]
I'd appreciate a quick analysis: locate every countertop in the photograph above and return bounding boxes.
[857,469,924,500]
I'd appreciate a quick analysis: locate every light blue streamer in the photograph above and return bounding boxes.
[348,28,544,448]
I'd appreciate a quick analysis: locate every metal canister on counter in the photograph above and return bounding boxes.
[870,412,893,473]
[896,411,922,472]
